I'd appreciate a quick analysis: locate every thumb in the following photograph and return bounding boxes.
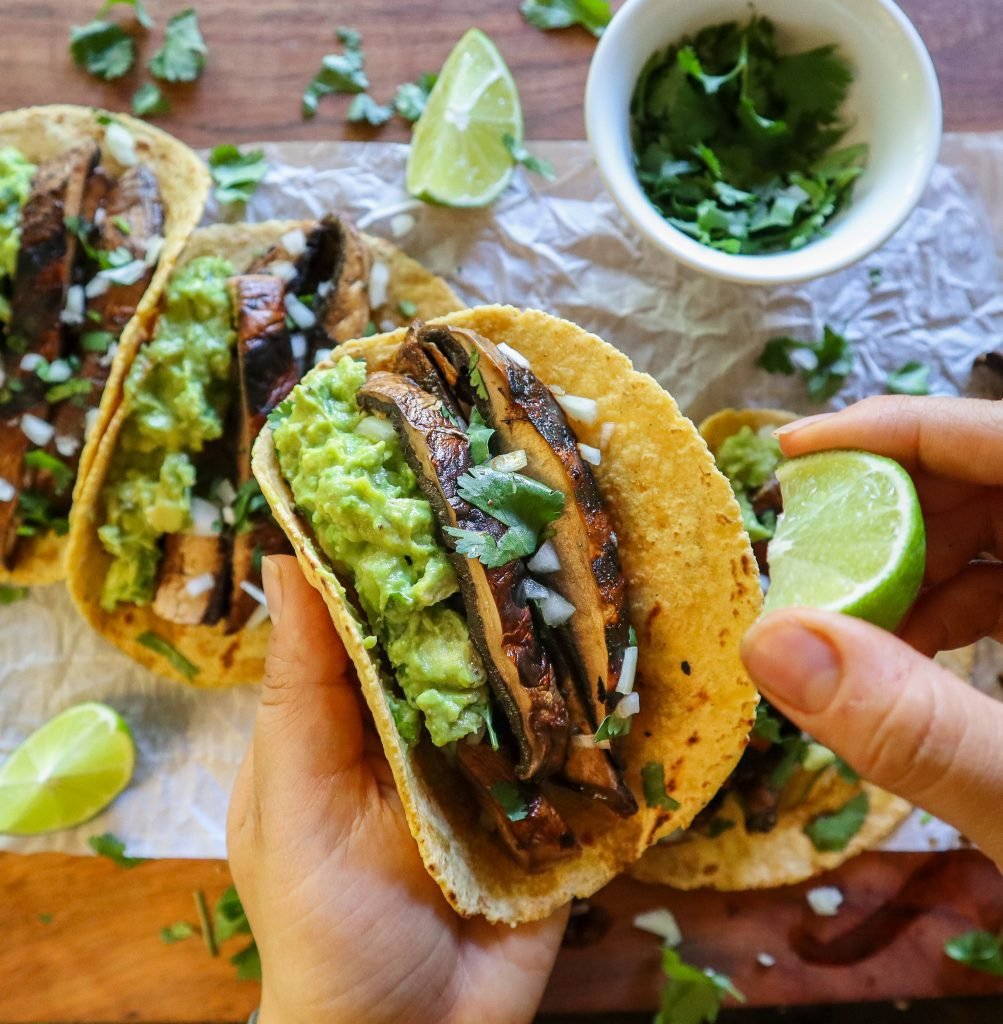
[741,608,1003,868]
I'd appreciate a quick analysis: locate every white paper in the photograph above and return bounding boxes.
[4,135,1003,859]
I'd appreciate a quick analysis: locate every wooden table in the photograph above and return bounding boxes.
[3,1,1003,1020]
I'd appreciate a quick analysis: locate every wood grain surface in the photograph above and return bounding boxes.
[3,0,1003,1021]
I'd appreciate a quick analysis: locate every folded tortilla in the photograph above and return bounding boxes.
[252,306,762,923]
[630,406,911,891]
[67,220,461,686]
[0,104,209,586]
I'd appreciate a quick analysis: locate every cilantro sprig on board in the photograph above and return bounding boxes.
[630,17,866,255]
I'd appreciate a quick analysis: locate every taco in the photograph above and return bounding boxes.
[0,104,207,585]
[630,407,911,891]
[67,217,460,685]
[251,306,761,923]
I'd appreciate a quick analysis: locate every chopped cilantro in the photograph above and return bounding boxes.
[768,734,809,792]
[363,320,378,337]
[468,350,489,400]
[482,705,500,751]
[137,630,199,679]
[0,585,28,605]
[804,791,869,852]
[502,133,556,181]
[161,921,196,944]
[302,44,369,119]
[868,267,883,286]
[335,25,361,50]
[88,832,148,868]
[756,325,855,402]
[751,703,784,744]
[69,21,135,80]
[101,0,154,29]
[706,817,736,839]
[347,94,394,127]
[17,490,69,537]
[887,360,931,396]
[466,408,494,465]
[834,756,860,783]
[251,544,264,575]
[595,713,631,742]
[231,942,262,981]
[398,299,418,318]
[628,625,638,646]
[521,0,611,37]
[82,330,116,354]
[642,762,681,811]
[113,215,132,234]
[656,946,746,1024]
[45,378,93,404]
[490,781,530,821]
[132,82,171,117]
[24,451,73,493]
[394,72,438,122]
[214,884,251,941]
[266,398,293,428]
[209,145,267,207]
[945,930,1003,976]
[231,479,267,533]
[149,8,207,82]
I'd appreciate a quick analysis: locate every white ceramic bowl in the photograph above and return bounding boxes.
[585,0,942,286]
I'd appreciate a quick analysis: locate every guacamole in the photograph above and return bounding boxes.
[0,147,36,324]
[99,256,236,610]
[716,426,782,543]
[271,356,490,747]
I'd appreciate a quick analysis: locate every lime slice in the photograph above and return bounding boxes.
[0,702,135,835]
[406,29,522,207]
[763,451,925,630]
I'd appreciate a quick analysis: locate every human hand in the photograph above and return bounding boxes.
[227,555,568,1024]
[739,396,1003,868]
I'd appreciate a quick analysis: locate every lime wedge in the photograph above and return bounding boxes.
[0,702,135,835]
[406,28,522,207]
[763,451,925,630]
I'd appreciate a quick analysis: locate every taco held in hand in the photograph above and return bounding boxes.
[252,306,761,923]
[0,105,207,585]
[68,216,460,685]
[631,408,911,891]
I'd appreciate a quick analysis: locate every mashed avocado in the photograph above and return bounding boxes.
[99,256,236,610]
[0,147,36,324]
[716,426,782,543]
[271,356,490,747]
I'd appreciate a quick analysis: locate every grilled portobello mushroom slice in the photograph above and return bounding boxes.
[419,324,630,728]
[357,370,569,780]
[456,742,578,870]
[152,532,230,626]
[392,326,464,421]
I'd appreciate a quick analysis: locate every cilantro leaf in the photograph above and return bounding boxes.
[69,21,135,81]
[137,630,199,679]
[706,816,736,838]
[209,145,267,206]
[214,884,251,942]
[101,0,154,29]
[347,94,394,127]
[88,833,148,868]
[502,134,556,182]
[466,408,494,465]
[160,921,196,944]
[656,947,746,1024]
[466,349,489,400]
[336,25,361,50]
[132,82,171,117]
[149,9,207,83]
[24,451,73,493]
[887,360,931,396]
[302,49,369,119]
[756,325,854,402]
[394,72,437,122]
[490,781,530,822]
[804,791,869,852]
[0,585,29,604]
[16,490,69,538]
[457,465,565,535]
[446,524,538,568]
[83,330,116,353]
[45,378,93,404]
[595,713,631,742]
[642,762,681,811]
[751,703,785,744]
[834,756,860,783]
[231,941,262,981]
[267,398,293,428]
[398,299,418,318]
[945,930,1003,977]
[521,0,612,37]
[232,479,268,534]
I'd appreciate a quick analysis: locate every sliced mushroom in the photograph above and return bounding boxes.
[419,324,630,728]
[455,742,578,871]
[357,370,569,780]
[392,323,464,421]
[152,533,229,626]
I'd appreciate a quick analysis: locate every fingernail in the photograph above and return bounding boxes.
[741,616,841,713]
[262,557,283,625]
[773,412,836,438]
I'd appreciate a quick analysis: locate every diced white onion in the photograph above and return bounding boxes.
[98,259,148,287]
[0,477,14,502]
[555,392,598,425]
[633,908,682,947]
[280,228,307,258]
[806,886,844,917]
[246,601,271,629]
[486,449,528,473]
[216,479,237,507]
[380,317,396,332]
[519,578,549,603]
[802,743,836,773]
[104,121,137,166]
[185,572,216,598]
[570,733,597,749]
[144,234,165,267]
[94,207,106,227]
[21,414,54,447]
[527,539,560,574]
[284,293,316,329]
[539,587,576,626]
[240,580,269,607]
[55,434,80,458]
[190,497,221,537]
[548,383,566,396]
[267,259,297,283]
[60,285,86,326]
[614,691,640,719]
[316,280,332,298]
[0,367,5,389]
[44,358,72,384]
[99,341,119,369]
[85,407,100,439]
[599,422,616,449]
[497,342,531,369]
[290,332,308,360]
[355,415,397,444]
[84,275,111,299]
[20,353,43,372]
[313,347,333,366]
[390,213,415,238]
[369,260,390,308]
[222,506,235,526]
[578,442,601,466]
[616,645,638,695]
[757,953,776,968]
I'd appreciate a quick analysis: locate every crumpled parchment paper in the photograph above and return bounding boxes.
[3,136,1003,859]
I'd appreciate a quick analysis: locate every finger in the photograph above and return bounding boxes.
[253,555,365,796]
[899,561,1003,655]
[741,608,1003,867]
[775,396,1003,488]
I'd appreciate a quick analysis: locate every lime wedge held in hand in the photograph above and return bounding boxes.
[0,702,135,835]
[406,28,523,207]
[763,451,925,630]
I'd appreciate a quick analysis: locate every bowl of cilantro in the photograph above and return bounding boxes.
[585,0,941,285]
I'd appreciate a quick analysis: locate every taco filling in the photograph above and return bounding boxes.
[0,131,165,567]
[96,215,374,633]
[267,322,641,869]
